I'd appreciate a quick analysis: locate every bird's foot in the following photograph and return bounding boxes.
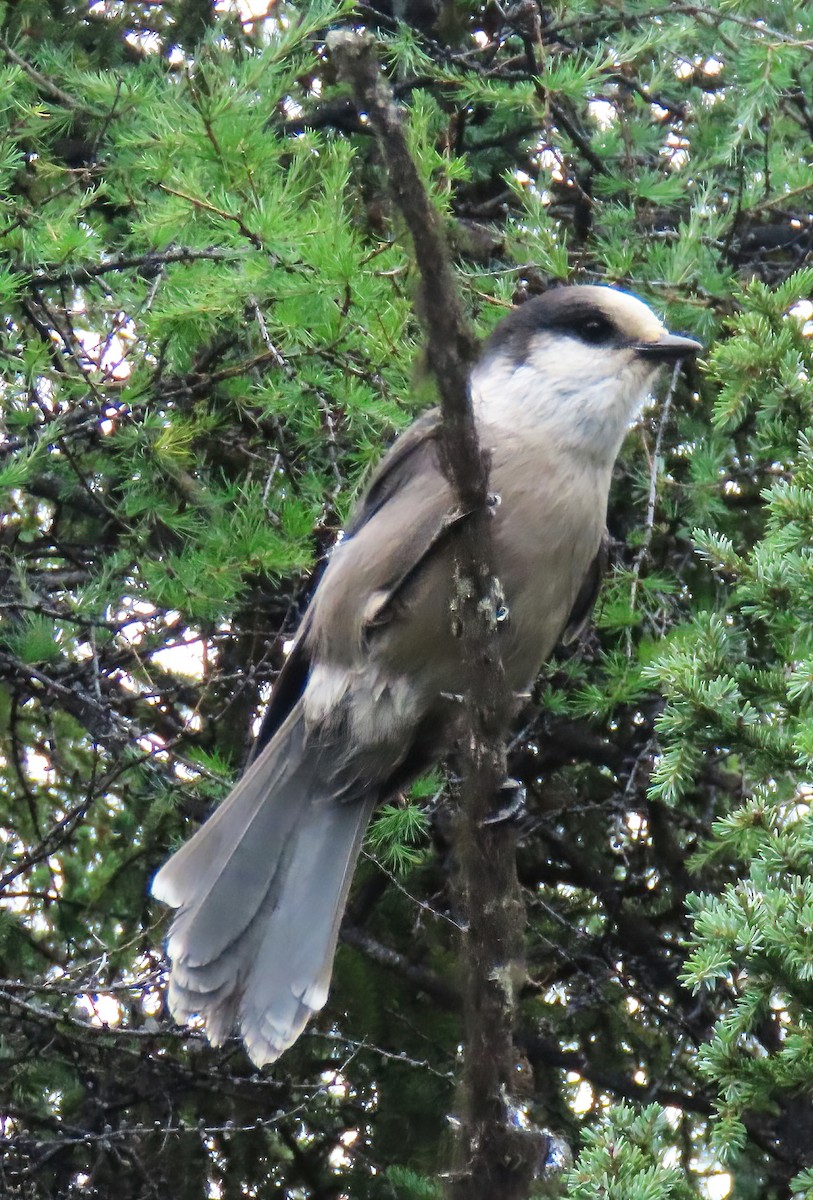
[482,777,527,826]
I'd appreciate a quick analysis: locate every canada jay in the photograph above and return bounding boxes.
[152,285,700,1066]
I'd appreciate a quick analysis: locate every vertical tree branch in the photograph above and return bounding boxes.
[329,32,539,1199]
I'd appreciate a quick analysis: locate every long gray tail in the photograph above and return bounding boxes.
[151,705,374,1066]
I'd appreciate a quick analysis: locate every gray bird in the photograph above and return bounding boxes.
[152,284,700,1066]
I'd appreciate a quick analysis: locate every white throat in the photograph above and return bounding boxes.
[471,339,659,467]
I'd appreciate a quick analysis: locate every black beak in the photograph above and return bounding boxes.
[633,332,703,362]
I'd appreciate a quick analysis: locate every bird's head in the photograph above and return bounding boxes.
[474,285,701,460]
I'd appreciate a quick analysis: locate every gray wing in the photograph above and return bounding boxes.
[344,409,443,535]
[247,611,313,763]
[560,532,609,645]
[305,410,477,665]
[251,409,466,751]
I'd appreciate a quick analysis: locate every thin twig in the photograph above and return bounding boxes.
[0,36,85,110]
[30,246,240,288]
[629,361,682,617]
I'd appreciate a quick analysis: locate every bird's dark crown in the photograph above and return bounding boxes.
[483,285,665,363]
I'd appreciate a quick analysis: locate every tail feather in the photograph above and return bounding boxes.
[152,704,375,1065]
[238,790,373,1064]
[153,707,309,963]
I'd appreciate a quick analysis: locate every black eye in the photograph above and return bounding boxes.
[580,316,615,345]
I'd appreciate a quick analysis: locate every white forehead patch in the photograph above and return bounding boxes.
[592,287,667,343]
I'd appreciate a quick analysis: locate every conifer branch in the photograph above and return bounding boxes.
[0,35,85,111]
